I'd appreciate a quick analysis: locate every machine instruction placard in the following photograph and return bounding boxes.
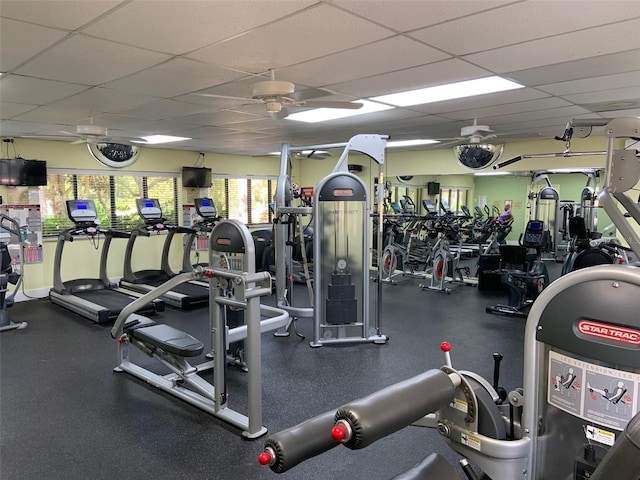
[548,351,638,431]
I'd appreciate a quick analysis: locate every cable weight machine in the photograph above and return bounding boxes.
[273,135,389,347]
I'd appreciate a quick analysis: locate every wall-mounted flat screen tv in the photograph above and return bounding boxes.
[0,159,48,186]
[182,167,212,188]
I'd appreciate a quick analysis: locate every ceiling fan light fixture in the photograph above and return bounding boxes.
[265,100,282,113]
[454,143,504,170]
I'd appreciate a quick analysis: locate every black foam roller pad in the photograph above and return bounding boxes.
[335,369,455,450]
[263,409,339,473]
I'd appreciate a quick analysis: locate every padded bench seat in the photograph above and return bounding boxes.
[125,321,204,357]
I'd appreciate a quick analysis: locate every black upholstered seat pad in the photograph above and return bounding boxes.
[130,324,204,357]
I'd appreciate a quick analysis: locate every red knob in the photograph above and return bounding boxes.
[440,341,451,352]
[258,451,272,466]
[331,425,347,441]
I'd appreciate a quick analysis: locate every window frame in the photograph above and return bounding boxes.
[21,168,179,238]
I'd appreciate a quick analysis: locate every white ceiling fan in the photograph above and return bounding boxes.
[441,120,506,170]
[24,118,146,146]
[438,119,499,147]
[59,124,112,144]
[195,69,363,116]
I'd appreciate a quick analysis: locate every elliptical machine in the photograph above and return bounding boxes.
[485,219,548,318]
[0,215,27,332]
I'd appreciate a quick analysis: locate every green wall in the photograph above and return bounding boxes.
[2,133,638,296]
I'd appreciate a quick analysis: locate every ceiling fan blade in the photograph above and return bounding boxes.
[302,100,363,110]
[433,138,465,148]
[194,93,261,103]
[60,130,81,136]
[289,86,333,102]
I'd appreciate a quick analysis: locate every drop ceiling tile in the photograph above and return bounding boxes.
[599,108,640,118]
[83,1,315,55]
[464,18,640,73]
[330,58,491,97]
[0,75,90,105]
[0,102,37,119]
[537,71,640,97]
[410,3,639,55]
[0,18,68,71]
[167,126,247,140]
[124,120,206,136]
[103,58,246,98]
[82,114,162,130]
[484,106,591,127]
[15,35,170,85]
[187,4,394,72]
[442,97,573,121]
[13,105,100,125]
[0,119,69,137]
[508,49,640,86]
[332,0,517,32]
[562,86,640,105]
[489,114,603,135]
[0,0,124,30]
[277,36,450,87]
[176,110,263,127]
[407,88,550,115]
[116,99,213,121]
[45,87,159,114]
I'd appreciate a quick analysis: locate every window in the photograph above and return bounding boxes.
[207,176,276,225]
[7,170,179,237]
[440,187,469,214]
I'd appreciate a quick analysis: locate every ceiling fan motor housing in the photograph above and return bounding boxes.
[77,124,108,137]
[252,80,295,99]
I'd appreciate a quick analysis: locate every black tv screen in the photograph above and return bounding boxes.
[0,159,47,186]
[182,167,212,188]
[427,181,440,195]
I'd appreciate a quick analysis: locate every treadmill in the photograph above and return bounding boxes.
[118,198,209,309]
[181,197,219,272]
[49,200,165,324]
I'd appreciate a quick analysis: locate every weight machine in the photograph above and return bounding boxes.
[111,219,289,438]
[258,117,640,478]
[273,134,389,347]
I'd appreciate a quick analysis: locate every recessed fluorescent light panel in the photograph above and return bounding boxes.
[133,135,191,144]
[286,100,393,123]
[387,139,440,148]
[370,76,524,107]
[474,171,512,176]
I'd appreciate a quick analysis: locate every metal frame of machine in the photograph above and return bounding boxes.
[111,219,289,438]
[273,134,389,346]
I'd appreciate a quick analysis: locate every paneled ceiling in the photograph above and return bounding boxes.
[1,0,639,156]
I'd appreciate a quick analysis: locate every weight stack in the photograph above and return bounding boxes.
[326,272,357,324]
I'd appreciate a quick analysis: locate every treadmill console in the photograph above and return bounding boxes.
[136,198,163,221]
[194,197,217,218]
[66,200,97,224]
